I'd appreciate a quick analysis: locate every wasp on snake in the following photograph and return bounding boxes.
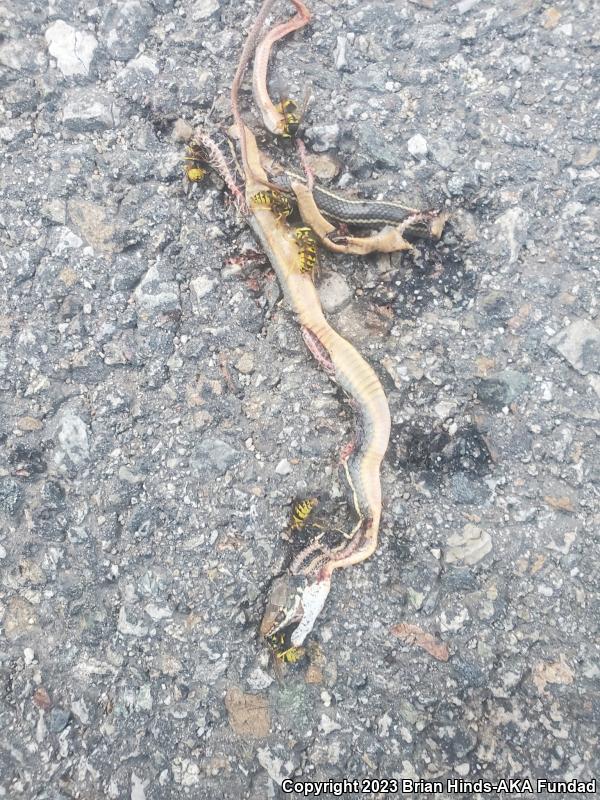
[294,226,319,275]
[266,631,305,663]
[274,97,301,138]
[250,189,294,221]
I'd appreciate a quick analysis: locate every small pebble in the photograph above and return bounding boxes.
[48,708,70,733]
[275,458,292,476]
[234,352,254,374]
[407,134,428,157]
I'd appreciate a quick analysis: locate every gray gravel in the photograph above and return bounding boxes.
[1,0,599,798]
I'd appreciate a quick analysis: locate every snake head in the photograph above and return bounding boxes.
[260,575,307,638]
[260,573,332,650]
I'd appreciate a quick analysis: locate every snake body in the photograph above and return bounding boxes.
[252,0,311,137]
[276,170,424,227]
[240,128,391,648]
[191,0,443,660]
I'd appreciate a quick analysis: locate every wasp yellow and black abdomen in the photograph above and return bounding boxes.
[290,497,318,531]
[294,227,319,275]
[250,189,293,220]
[275,98,301,138]
[183,145,208,183]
